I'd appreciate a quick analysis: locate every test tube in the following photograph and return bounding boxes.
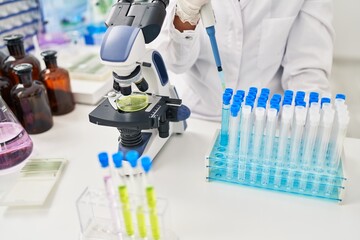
[126,151,147,239]
[287,105,307,189]
[298,107,320,192]
[112,152,135,237]
[289,106,307,164]
[250,106,266,183]
[311,106,335,193]
[252,107,266,159]
[141,156,161,240]
[329,112,349,171]
[274,105,293,188]
[98,152,123,240]
[220,92,232,146]
[226,104,241,180]
[261,107,278,186]
[315,106,335,169]
[237,105,252,182]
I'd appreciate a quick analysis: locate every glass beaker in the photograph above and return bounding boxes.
[0,94,33,174]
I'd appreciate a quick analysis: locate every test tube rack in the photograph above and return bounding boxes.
[76,187,177,240]
[206,129,346,202]
[0,0,41,52]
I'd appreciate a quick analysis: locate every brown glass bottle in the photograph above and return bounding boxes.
[0,50,8,77]
[0,77,13,110]
[3,34,41,85]
[11,63,53,134]
[0,51,14,108]
[40,50,75,115]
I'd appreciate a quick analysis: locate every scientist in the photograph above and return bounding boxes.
[156,0,334,120]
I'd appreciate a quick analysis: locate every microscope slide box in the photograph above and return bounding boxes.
[56,45,113,105]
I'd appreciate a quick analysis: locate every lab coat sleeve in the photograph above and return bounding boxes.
[281,0,335,95]
[153,0,202,74]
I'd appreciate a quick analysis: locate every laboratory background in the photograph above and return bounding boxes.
[0,1,359,240]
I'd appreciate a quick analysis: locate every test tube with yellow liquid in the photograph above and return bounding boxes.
[112,152,134,237]
[126,151,147,239]
[141,156,161,240]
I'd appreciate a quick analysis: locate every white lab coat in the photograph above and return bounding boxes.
[154,0,334,121]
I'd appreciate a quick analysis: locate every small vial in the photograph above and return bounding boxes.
[220,92,232,146]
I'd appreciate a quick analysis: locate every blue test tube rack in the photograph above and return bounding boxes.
[205,89,348,202]
[206,130,345,202]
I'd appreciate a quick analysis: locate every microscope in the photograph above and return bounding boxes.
[89,0,190,171]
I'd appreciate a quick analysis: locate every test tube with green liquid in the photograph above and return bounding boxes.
[126,151,147,239]
[141,156,161,240]
[112,152,134,237]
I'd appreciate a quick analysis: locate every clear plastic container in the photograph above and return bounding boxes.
[76,187,177,240]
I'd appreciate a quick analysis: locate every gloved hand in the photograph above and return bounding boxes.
[176,0,210,25]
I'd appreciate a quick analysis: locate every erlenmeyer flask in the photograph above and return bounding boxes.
[0,94,33,174]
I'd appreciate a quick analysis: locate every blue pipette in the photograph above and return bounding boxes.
[200,2,226,90]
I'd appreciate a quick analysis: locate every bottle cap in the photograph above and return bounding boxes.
[98,152,109,168]
[230,104,240,116]
[335,94,346,100]
[309,92,319,98]
[112,152,124,168]
[260,88,270,95]
[284,90,294,96]
[3,34,24,46]
[249,87,258,94]
[222,93,232,105]
[126,150,139,168]
[296,91,306,97]
[13,63,33,75]
[141,156,152,173]
[225,88,233,96]
[41,50,57,60]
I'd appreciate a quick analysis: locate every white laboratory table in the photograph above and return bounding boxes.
[0,104,360,240]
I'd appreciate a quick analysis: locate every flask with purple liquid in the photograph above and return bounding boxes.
[0,94,33,174]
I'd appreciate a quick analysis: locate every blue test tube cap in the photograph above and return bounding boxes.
[247,92,256,98]
[258,96,267,103]
[98,152,109,168]
[309,96,319,105]
[223,93,232,105]
[260,88,270,95]
[259,93,269,99]
[296,91,306,97]
[233,95,242,102]
[112,152,124,168]
[336,94,346,100]
[141,156,152,173]
[284,90,294,97]
[236,90,245,97]
[126,150,139,168]
[270,104,280,113]
[230,104,240,116]
[272,94,282,101]
[257,102,266,109]
[249,87,258,94]
[298,101,307,107]
[225,88,233,96]
[310,92,319,99]
[321,97,331,107]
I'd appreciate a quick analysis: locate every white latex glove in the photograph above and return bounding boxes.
[176,0,210,25]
